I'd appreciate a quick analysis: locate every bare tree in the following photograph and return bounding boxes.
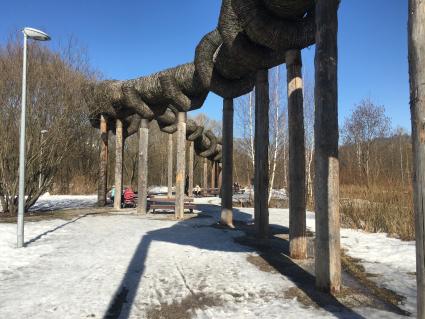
[303,73,315,204]
[0,37,96,214]
[268,65,287,203]
[394,127,407,185]
[341,98,391,185]
[235,91,255,171]
[234,66,287,200]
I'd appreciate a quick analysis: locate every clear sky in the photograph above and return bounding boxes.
[1,1,410,132]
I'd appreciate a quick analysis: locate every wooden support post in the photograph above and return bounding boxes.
[114,118,124,210]
[254,69,269,239]
[175,112,186,219]
[408,1,425,317]
[98,115,108,207]
[188,141,194,197]
[167,134,173,198]
[314,0,341,293]
[211,161,216,189]
[203,158,208,193]
[287,50,307,259]
[218,165,222,190]
[221,98,234,227]
[137,119,149,214]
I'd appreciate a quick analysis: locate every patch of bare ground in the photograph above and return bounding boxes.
[247,254,277,273]
[0,207,205,224]
[246,252,409,316]
[232,222,410,317]
[146,293,222,319]
[341,249,408,314]
[0,207,116,223]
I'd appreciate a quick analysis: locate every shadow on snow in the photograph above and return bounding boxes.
[23,203,405,318]
[102,204,370,319]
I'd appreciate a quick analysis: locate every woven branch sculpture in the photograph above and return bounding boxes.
[86,0,315,163]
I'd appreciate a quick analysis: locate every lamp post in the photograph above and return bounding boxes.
[38,129,48,190]
[17,27,50,248]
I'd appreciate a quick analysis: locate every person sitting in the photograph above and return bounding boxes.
[194,184,202,196]
[123,187,136,208]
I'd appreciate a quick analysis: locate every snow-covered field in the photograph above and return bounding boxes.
[0,196,416,318]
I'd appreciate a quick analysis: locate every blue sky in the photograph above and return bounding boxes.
[1,1,410,132]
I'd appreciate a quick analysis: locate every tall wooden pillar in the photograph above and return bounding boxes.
[221,98,234,227]
[408,1,425,317]
[254,69,269,239]
[188,141,194,197]
[98,115,108,207]
[175,112,186,219]
[287,50,307,259]
[314,0,341,293]
[203,158,208,193]
[114,118,124,210]
[167,134,173,198]
[218,165,222,190]
[211,161,216,189]
[137,119,149,214]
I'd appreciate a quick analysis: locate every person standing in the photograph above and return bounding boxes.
[110,185,115,204]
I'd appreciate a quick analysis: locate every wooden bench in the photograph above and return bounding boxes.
[147,197,196,214]
[149,196,194,202]
[202,188,220,197]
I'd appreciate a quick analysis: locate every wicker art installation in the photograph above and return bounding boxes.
[86,0,315,162]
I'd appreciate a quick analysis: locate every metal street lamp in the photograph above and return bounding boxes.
[17,27,51,248]
[38,129,48,190]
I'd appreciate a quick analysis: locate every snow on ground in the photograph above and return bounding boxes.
[233,188,287,204]
[29,194,97,212]
[0,197,417,318]
[340,229,416,314]
[200,198,417,316]
[298,211,416,315]
[0,194,97,213]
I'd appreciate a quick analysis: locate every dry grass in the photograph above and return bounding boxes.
[146,293,222,319]
[340,184,414,241]
[52,175,97,195]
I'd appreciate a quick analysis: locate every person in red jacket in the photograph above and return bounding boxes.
[123,187,136,207]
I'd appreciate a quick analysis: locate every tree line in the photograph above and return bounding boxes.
[233,66,411,205]
[0,38,99,214]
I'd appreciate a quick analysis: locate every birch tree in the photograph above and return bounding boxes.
[235,65,287,202]
[268,66,287,203]
[341,99,391,185]
[304,75,315,203]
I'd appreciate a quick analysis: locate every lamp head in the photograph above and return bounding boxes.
[23,27,51,41]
